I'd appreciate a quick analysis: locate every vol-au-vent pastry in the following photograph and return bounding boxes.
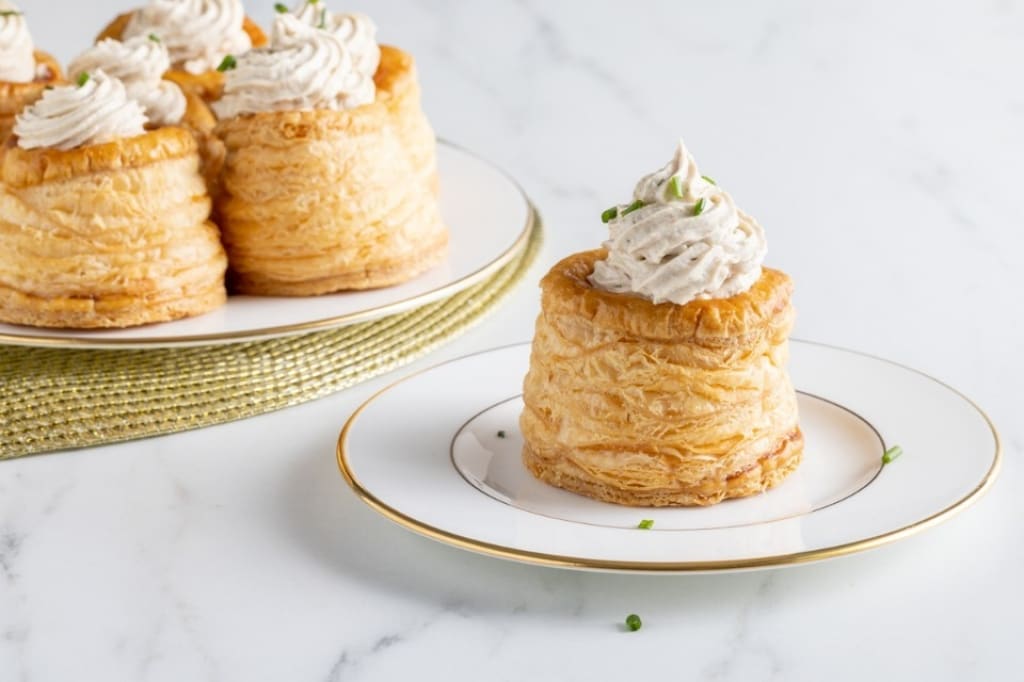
[97,0,267,101]
[68,35,224,194]
[0,1,62,140]
[520,140,803,507]
[212,12,447,295]
[0,70,227,328]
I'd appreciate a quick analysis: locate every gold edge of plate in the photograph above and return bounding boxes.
[0,141,538,349]
[335,341,1003,573]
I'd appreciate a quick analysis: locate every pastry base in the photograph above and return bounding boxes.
[0,127,227,329]
[97,11,268,102]
[520,249,802,507]
[523,429,804,507]
[215,45,448,296]
[0,51,63,142]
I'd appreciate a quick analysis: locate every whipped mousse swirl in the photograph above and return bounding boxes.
[68,36,186,127]
[287,1,380,77]
[590,140,767,305]
[124,0,252,75]
[0,1,35,83]
[14,69,147,150]
[212,14,374,120]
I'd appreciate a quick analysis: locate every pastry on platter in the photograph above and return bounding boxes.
[68,34,224,194]
[212,11,447,296]
[0,2,63,141]
[520,140,803,507]
[0,70,227,328]
[97,0,267,102]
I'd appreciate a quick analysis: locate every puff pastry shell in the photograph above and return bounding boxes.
[520,250,803,507]
[97,11,268,102]
[0,51,62,143]
[0,127,227,328]
[213,46,448,295]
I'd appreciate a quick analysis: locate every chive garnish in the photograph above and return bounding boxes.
[621,199,645,217]
[693,197,706,216]
[701,175,716,185]
[217,55,238,72]
[600,206,619,223]
[882,445,903,464]
[148,33,160,42]
[274,2,288,12]
[637,519,654,530]
[625,614,642,632]
[318,10,327,28]
[497,430,506,439]
[76,72,90,87]
[668,175,684,199]
[0,10,22,16]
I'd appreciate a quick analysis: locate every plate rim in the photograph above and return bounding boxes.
[0,140,538,350]
[336,340,1003,573]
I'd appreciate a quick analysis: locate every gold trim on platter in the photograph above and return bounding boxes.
[335,340,1002,573]
[0,140,536,349]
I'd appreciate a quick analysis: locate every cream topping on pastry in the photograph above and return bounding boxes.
[0,1,35,83]
[123,0,252,75]
[212,13,374,119]
[14,69,148,150]
[590,140,767,305]
[287,1,380,77]
[68,37,187,127]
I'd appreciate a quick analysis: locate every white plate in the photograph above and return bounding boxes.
[338,341,1001,573]
[0,142,536,349]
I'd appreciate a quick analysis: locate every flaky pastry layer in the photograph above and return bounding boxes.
[213,45,448,295]
[97,11,268,102]
[520,250,803,507]
[0,127,227,328]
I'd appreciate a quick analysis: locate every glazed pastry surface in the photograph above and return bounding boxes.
[215,45,447,295]
[520,249,802,507]
[0,127,227,328]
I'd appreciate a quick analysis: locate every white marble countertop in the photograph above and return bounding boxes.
[3,1,1022,679]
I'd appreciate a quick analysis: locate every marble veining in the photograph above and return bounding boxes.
[1,0,1022,680]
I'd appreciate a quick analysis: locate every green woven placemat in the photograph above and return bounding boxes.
[0,222,542,459]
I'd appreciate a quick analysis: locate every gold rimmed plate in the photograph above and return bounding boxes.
[0,141,536,349]
[337,341,1000,573]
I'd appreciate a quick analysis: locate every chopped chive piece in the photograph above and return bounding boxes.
[882,445,903,464]
[44,85,54,91]
[318,11,327,28]
[497,430,506,439]
[274,2,288,12]
[625,614,642,631]
[601,206,619,223]
[621,199,645,217]
[0,10,23,16]
[701,175,717,185]
[76,72,90,87]
[637,519,654,530]
[693,197,706,216]
[217,55,238,72]
[668,175,684,199]
[148,33,160,42]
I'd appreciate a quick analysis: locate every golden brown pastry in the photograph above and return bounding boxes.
[520,141,802,506]
[97,1,267,102]
[0,72,227,329]
[521,251,802,507]
[0,3,63,141]
[213,14,447,296]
